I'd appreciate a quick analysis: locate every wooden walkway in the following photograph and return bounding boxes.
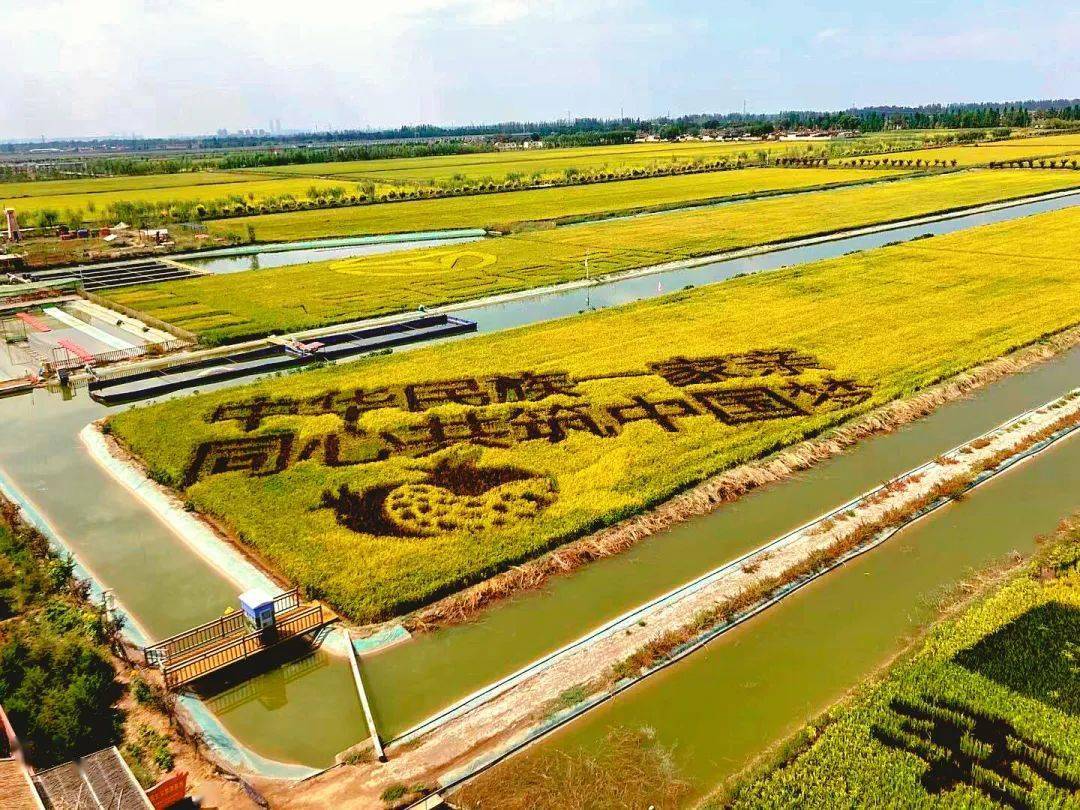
[143,589,326,690]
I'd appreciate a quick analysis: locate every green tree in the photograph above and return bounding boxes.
[34,209,61,231]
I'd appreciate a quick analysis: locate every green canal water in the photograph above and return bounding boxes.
[0,346,1073,771]
[512,429,1079,803]
[362,346,1080,742]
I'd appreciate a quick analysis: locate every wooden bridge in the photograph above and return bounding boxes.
[143,589,326,690]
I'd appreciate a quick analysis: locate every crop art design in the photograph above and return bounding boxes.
[334,247,498,278]
[320,459,557,538]
[871,694,1080,806]
[183,348,871,540]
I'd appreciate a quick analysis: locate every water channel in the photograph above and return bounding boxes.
[512,414,1080,803]
[177,231,483,274]
[0,192,1075,771]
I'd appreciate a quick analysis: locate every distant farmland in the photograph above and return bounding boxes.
[0,171,254,199]
[239,140,831,184]
[103,170,1080,344]
[873,132,1080,166]
[0,173,361,226]
[207,166,906,243]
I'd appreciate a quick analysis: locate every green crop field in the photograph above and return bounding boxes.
[102,170,1080,344]
[207,167,905,243]
[107,206,1080,622]
[726,514,1080,808]
[238,135,935,186]
[0,171,253,199]
[240,141,824,183]
[1,175,363,226]
[874,132,1080,167]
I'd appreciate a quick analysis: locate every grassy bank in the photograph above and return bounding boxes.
[102,169,1080,344]
[456,727,691,809]
[721,513,1080,808]
[106,206,1080,622]
[206,166,904,243]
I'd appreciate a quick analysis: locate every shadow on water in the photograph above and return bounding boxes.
[188,635,365,767]
[190,636,329,714]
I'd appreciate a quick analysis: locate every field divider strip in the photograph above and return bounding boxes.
[389,387,1079,748]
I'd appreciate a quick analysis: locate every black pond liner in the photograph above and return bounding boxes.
[88,314,477,404]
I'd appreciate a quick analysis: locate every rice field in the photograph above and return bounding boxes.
[235,132,1064,185]
[106,206,1080,622]
[872,132,1080,167]
[0,171,253,199]
[725,514,1080,808]
[235,135,937,186]
[101,170,1080,344]
[206,166,905,243]
[1,175,363,225]
[239,141,833,184]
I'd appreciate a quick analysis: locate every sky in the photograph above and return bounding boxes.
[3,0,1077,140]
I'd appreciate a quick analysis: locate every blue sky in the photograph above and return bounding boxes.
[4,0,1077,139]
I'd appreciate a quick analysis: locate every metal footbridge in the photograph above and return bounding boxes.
[143,588,326,690]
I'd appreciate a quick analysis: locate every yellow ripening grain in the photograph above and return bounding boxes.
[206,167,904,242]
[102,170,1080,345]
[108,204,1080,622]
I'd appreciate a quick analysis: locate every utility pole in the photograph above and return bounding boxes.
[585,251,591,310]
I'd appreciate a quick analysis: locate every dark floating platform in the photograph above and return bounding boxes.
[20,257,201,290]
[88,314,477,404]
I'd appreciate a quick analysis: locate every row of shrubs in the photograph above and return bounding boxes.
[988,158,1080,169]
[775,155,960,169]
[25,158,775,229]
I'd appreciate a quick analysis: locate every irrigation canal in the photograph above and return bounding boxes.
[175,230,485,274]
[0,192,1076,776]
[505,384,1080,804]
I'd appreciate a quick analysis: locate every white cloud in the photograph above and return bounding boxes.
[2,0,665,137]
[813,27,846,43]
[1,2,1075,140]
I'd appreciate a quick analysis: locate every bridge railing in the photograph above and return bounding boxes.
[144,612,248,667]
[160,605,323,690]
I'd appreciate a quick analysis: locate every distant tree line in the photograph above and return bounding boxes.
[3,99,1077,182]
[0,140,492,182]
